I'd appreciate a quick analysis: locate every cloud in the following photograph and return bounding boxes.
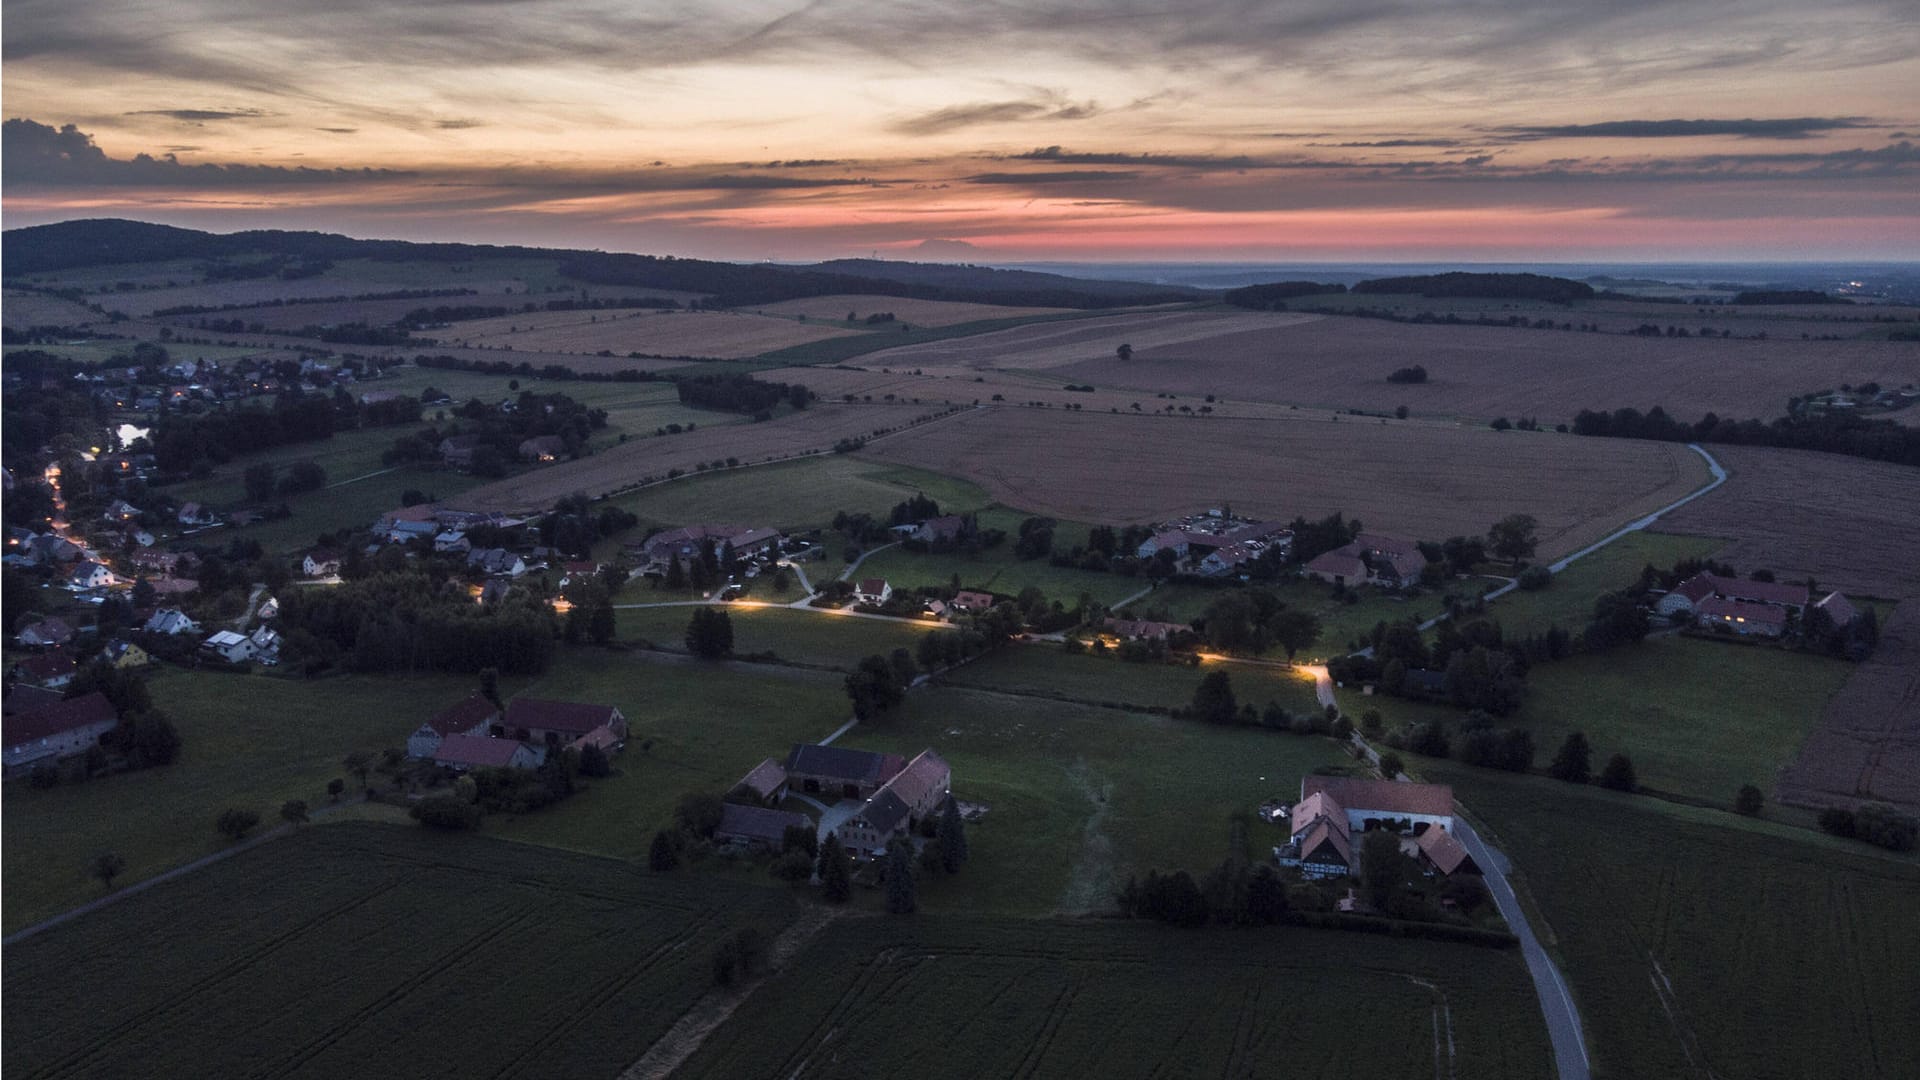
[125,107,277,123]
[965,169,1137,185]
[890,96,1100,136]
[316,127,359,134]
[433,119,484,130]
[1310,138,1464,148]
[1002,145,1259,169]
[2,118,409,186]
[1492,117,1876,140]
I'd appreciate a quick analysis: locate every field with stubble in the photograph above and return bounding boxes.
[858,406,1709,559]
[857,308,1321,373]
[444,402,955,511]
[1657,444,1920,598]
[1778,601,1920,813]
[746,293,1080,326]
[429,307,864,358]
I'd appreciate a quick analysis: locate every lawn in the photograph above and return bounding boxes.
[680,915,1552,1080]
[833,681,1355,916]
[606,454,990,532]
[1427,766,1920,1080]
[0,667,492,932]
[944,644,1323,716]
[615,604,937,668]
[1122,574,1448,659]
[851,508,1151,607]
[1481,530,1722,636]
[1,823,798,1080]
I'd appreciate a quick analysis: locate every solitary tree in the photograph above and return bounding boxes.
[938,797,968,873]
[1487,514,1540,566]
[1116,343,1133,361]
[818,832,852,902]
[91,851,127,891]
[1735,784,1765,817]
[479,666,501,706]
[844,655,905,721]
[884,840,917,914]
[280,799,309,825]
[1378,751,1404,779]
[648,830,680,871]
[1598,753,1638,792]
[344,750,373,789]
[1189,670,1238,725]
[326,777,346,801]
[216,807,261,842]
[1548,731,1592,784]
[1268,608,1321,661]
[685,607,735,658]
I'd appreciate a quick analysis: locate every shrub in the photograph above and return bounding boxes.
[411,795,482,830]
[1378,751,1404,779]
[1516,565,1552,591]
[1598,753,1637,792]
[216,807,261,842]
[1854,802,1918,852]
[1817,806,1856,838]
[649,829,680,870]
[1734,784,1764,816]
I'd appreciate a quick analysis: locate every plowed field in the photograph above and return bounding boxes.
[1778,601,1920,812]
[747,293,1078,326]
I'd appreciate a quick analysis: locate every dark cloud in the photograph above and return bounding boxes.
[125,107,277,123]
[890,97,1099,136]
[433,119,484,130]
[316,127,359,134]
[1310,138,1464,148]
[965,170,1137,185]
[1003,145,1259,169]
[1,118,408,186]
[1492,117,1875,140]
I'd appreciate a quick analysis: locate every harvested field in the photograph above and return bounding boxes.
[1657,444,1920,598]
[1778,601,1920,813]
[1,289,101,326]
[859,407,1710,560]
[1037,314,1920,423]
[746,293,1079,327]
[431,308,864,358]
[858,308,1318,373]
[444,402,954,512]
[95,275,520,318]
[760,362,1336,419]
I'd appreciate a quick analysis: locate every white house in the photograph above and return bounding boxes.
[837,749,953,859]
[66,561,118,590]
[3,692,119,778]
[854,578,892,605]
[407,693,501,759]
[201,630,258,664]
[434,530,471,554]
[303,550,343,578]
[1276,776,1456,879]
[144,608,200,636]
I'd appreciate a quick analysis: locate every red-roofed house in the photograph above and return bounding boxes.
[1305,534,1426,589]
[499,698,626,750]
[407,693,503,759]
[1278,777,1457,879]
[839,749,952,858]
[854,578,892,605]
[1416,827,1481,877]
[1658,572,1808,620]
[4,692,119,777]
[1304,550,1369,587]
[949,590,996,614]
[10,650,77,689]
[730,758,790,805]
[1695,596,1789,637]
[432,734,543,771]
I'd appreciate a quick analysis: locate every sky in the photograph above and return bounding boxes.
[4,0,1919,262]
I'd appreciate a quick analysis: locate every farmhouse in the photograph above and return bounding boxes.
[1104,618,1191,642]
[854,578,892,605]
[911,515,970,543]
[1305,533,1425,589]
[144,608,200,636]
[1656,572,1808,619]
[730,758,789,805]
[434,530,472,554]
[785,743,905,800]
[950,590,996,614]
[468,548,528,577]
[837,749,953,859]
[1276,776,1456,878]
[439,434,484,468]
[714,803,813,851]
[406,693,501,759]
[177,502,218,527]
[3,692,119,778]
[201,630,258,664]
[302,550,342,578]
[11,651,77,689]
[1415,826,1481,877]
[16,617,76,649]
[433,734,543,772]
[518,435,567,462]
[634,524,781,564]
[497,698,626,750]
[1695,596,1789,638]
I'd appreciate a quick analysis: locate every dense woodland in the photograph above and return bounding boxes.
[1572,404,1920,466]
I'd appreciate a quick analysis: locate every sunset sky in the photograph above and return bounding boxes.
[5,0,1918,261]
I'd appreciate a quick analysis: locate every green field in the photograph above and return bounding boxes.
[944,644,1323,715]
[680,915,1552,1080]
[0,667,494,932]
[834,681,1354,916]
[1431,768,1920,1080]
[1122,574,1449,659]
[852,508,1151,607]
[606,454,990,533]
[1,824,797,1080]
[751,307,1146,366]
[1480,531,1722,636]
[615,604,936,668]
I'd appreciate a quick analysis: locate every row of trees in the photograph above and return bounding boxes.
[1572,404,1920,467]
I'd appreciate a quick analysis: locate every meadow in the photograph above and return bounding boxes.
[1122,575,1450,658]
[615,604,938,668]
[848,508,1154,607]
[1430,766,1920,1080]
[679,915,1553,1080]
[745,293,1079,327]
[1,824,798,1080]
[430,307,864,358]
[940,643,1322,716]
[604,454,990,533]
[1476,530,1722,636]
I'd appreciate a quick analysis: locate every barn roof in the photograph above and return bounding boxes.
[1416,828,1480,875]
[716,803,812,845]
[424,693,499,737]
[1301,776,1454,819]
[4,692,117,750]
[433,734,530,768]
[785,744,905,786]
[504,697,620,734]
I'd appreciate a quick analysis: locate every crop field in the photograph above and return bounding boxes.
[1036,313,1920,423]
[1657,445,1920,599]
[680,916,1551,1080]
[858,406,1711,561]
[858,307,1319,374]
[0,668,498,933]
[1284,290,1920,339]
[607,454,989,532]
[1500,635,1853,802]
[834,683,1353,915]
[1478,530,1723,636]
[444,402,954,512]
[427,307,865,358]
[1432,768,1920,1080]
[1,824,798,1080]
[746,293,1080,327]
[2,289,103,326]
[941,645,1323,716]
[1777,601,1920,813]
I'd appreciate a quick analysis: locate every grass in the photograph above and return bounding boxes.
[615,604,938,668]
[1481,530,1723,636]
[1425,766,1920,1080]
[751,307,1157,366]
[833,682,1354,916]
[943,644,1323,715]
[680,915,1552,1080]
[1,823,798,1080]
[1123,574,1449,660]
[0,667,492,933]
[852,512,1151,607]
[605,454,990,533]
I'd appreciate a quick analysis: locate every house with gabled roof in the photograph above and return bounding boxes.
[433,734,543,771]
[67,561,118,591]
[144,608,200,636]
[4,692,119,778]
[715,803,813,851]
[1276,776,1456,879]
[499,698,625,750]
[1696,596,1789,637]
[1416,826,1481,877]
[785,744,906,800]
[837,749,952,858]
[302,550,342,578]
[1814,591,1860,629]
[1305,533,1426,589]
[910,515,970,544]
[730,758,789,805]
[11,650,77,689]
[1657,572,1809,621]
[854,578,892,605]
[408,693,504,759]
[17,617,76,649]
[949,590,996,614]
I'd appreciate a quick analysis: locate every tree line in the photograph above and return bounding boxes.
[1571,404,1920,467]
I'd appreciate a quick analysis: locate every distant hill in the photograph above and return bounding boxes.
[2,219,1194,310]
[1220,281,1348,310]
[1352,271,1596,303]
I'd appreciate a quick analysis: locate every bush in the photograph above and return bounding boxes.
[771,849,814,882]
[1598,753,1637,792]
[649,829,680,870]
[1378,751,1404,779]
[215,807,261,842]
[578,742,612,778]
[1817,806,1856,838]
[1854,802,1918,852]
[411,795,482,830]
[1516,565,1552,591]
[1734,784,1764,816]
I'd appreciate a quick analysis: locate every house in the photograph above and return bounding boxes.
[434,530,472,554]
[433,734,544,771]
[949,590,996,614]
[633,524,781,565]
[303,550,343,578]
[11,651,77,689]
[498,698,626,750]
[257,595,279,620]
[1136,529,1196,559]
[838,749,953,858]
[67,561,118,590]
[177,502,218,527]
[144,608,200,635]
[248,626,281,660]
[201,630,258,664]
[102,640,151,669]
[1695,596,1789,638]
[558,561,601,587]
[1275,777,1456,878]
[16,617,76,649]
[1303,550,1369,587]
[1305,533,1425,589]
[911,515,969,543]
[1415,826,1481,877]
[1815,591,1860,629]
[123,526,156,549]
[130,549,187,576]
[518,435,567,462]
[1657,572,1808,619]
[1199,541,1256,577]
[3,684,64,717]
[407,693,501,759]
[102,499,142,522]
[730,758,790,805]
[4,692,119,778]
[467,548,527,577]
[439,434,484,468]
[715,803,814,851]
[1104,618,1191,642]
[854,578,892,605]
[785,743,906,800]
